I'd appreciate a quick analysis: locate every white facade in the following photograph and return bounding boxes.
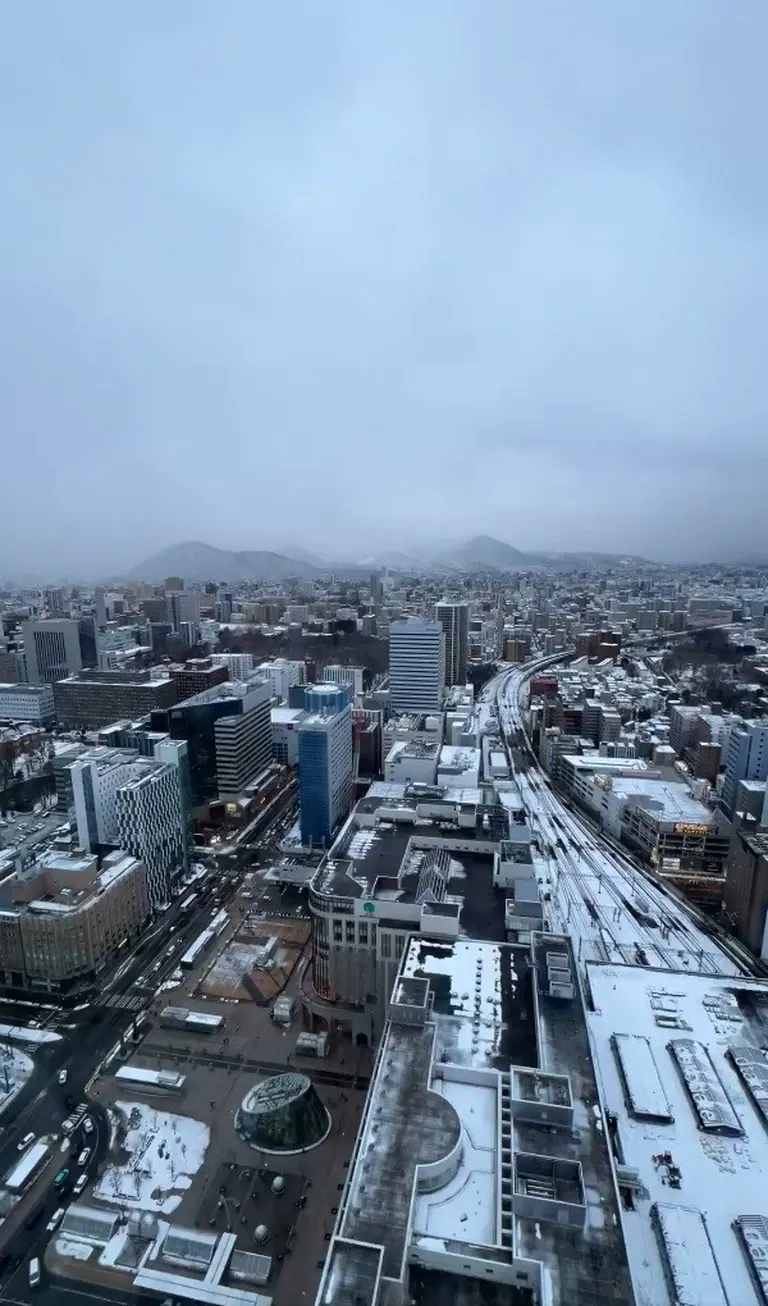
[255,658,305,702]
[115,764,187,905]
[69,746,187,905]
[323,664,365,699]
[389,620,445,714]
[384,740,439,786]
[210,652,254,681]
[70,751,142,850]
[0,683,55,724]
[271,706,305,765]
[437,745,481,789]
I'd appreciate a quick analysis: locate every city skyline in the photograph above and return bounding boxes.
[1,3,767,576]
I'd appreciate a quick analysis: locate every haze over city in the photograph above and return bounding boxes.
[2,1,768,577]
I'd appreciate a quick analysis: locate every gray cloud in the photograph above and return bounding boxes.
[1,0,767,577]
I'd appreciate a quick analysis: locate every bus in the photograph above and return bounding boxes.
[179,893,198,915]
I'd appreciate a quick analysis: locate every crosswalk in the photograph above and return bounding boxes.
[100,992,146,1012]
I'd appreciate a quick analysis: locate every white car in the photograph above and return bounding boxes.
[45,1208,65,1233]
[73,1173,87,1197]
[77,1148,91,1167]
[58,1069,67,1085]
[82,1117,94,1135]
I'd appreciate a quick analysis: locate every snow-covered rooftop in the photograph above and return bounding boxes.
[325,934,631,1306]
[587,963,768,1306]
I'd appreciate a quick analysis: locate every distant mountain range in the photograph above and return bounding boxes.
[126,536,652,583]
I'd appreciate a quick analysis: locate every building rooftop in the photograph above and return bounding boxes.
[321,934,631,1306]
[587,963,768,1306]
[609,776,715,826]
[311,785,509,919]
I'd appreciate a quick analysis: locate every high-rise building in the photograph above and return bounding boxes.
[722,721,768,816]
[44,587,66,618]
[211,652,255,681]
[214,683,272,798]
[168,591,200,634]
[115,763,188,905]
[22,618,82,685]
[69,745,189,906]
[435,601,470,686]
[298,685,354,848]
[389,619,445,713]
[166,678,272,805]
[322,665,365,699]
[170,658,229,702]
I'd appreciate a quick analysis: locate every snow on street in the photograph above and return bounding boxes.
[0,1042,34,1114]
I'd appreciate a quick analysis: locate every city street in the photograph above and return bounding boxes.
[0,796,298,1301]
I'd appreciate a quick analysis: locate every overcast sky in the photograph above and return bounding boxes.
[1,1,767,578]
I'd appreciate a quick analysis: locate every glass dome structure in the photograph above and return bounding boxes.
[235,1072,331,1153]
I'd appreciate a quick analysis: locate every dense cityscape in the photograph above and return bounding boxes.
[0,550,768,1305]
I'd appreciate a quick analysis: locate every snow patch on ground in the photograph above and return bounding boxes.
[0,1043,34,1115]
[0,1022,60,1045]
[94,1101,209,1216]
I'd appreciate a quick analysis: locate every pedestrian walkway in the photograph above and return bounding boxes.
[98,992,146,1012]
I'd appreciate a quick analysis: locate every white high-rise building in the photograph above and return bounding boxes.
[255,658,305,702]
[211,652,254,681]
[69,746,187,906]
[389,619,445,713]
[435,601,470,686]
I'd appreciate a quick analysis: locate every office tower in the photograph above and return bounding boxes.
[389,619,445,713]
[298,685,354,848]
[322,665,365,699]
[168,591,200,634]
[167,678,272,805]
[435,600,470,686]
[0,683,55,725]
[115,763,188,905]
[44,587,66,618]
[211,652,255,681]
[22,618,82,685]
[94,586,108,630]
[54,668,177,730]
[69,746,189,906]
[214,682,272,798]
[722,721,768,816]
[178,620,199,648]
[369,572,384,608]
[170,658,229,702]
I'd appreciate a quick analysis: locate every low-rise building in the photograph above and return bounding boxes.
[0,849,149,991]
[0,683,55,725]
[54,669,177,730]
